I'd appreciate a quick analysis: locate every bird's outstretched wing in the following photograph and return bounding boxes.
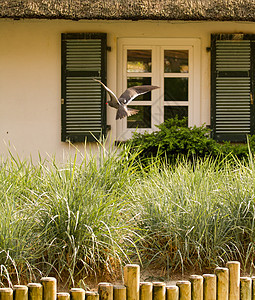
[93,79,120,108]
[118,85,159,105]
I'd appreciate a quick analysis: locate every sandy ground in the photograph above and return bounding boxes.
[75,267,203,292]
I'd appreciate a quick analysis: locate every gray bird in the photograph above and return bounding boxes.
[94,79,159,120]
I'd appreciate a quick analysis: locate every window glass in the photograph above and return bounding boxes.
[164,106,188,124]
[127,106,151,128]
[164,50,189,73]
[164,78,188,101]
[127,77,152,101]
[127,50,152,73]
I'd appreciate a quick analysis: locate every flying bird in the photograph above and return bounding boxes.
[94,79,159,120]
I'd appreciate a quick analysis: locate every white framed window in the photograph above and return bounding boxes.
[117,38,201,140]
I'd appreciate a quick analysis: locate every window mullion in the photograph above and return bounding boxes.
[164,101,189,106]
[151,46,163,127]
[127,73,152,77]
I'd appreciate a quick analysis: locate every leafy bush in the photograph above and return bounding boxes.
[126,117,255,162]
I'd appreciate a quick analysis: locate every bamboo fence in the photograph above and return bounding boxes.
[0,261,254,300]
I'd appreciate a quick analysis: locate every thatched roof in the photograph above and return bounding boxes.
[0,0,255,21]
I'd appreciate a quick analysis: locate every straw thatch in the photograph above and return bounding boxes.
[0,0,255,21]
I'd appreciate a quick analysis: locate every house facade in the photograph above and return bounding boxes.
[1,0,255,160]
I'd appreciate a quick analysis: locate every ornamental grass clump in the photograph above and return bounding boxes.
[129,155,255,276]
[1,141,255,286]
[0,154,48,286]
[30,146,141,286]
[0,144,141,287]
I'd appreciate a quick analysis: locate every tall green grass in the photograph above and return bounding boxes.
[1,144,255,286]
[129,156,255,276]
[0,145,140,287]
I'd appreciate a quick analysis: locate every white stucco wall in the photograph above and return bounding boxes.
[0,19,255,161]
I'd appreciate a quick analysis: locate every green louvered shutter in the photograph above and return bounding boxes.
[61,33,107,142]
[211,34,254,142]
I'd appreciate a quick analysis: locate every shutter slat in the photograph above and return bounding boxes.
[216,40,250,72]
[61,33,107,142]
[215,76,250,135]
[65,77,102,136]
[66,39,102,71]
[214,36,251,142]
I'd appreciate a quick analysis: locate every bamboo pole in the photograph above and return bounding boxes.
[203,274,216,300]
[176,281,191,300]
[251,276,255,300]
[113,286,126,300]
[41,278,57,300]
[140,282,152,300]
[215,267,229,300]
[98,283,113,300]
[85,292,99,300]
[57,293,70,300]
[189,275,203,300]
[166,286,178,300]
[0,288,13,300]
[14,286,28,300]
[70,288,85,300]
[124,264,140,300]
[226,261,240,300]
[28,283,43,300]
[240,277,251,300]
[153,282,166,300]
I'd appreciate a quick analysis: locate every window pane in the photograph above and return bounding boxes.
[127,77,152,101]
[164,78,188,101]
[164,106,188,124]
[127,50,152,73]
[164,50,189,73]
[127,106,151,128]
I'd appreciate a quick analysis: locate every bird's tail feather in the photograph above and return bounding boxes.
[116,106,139,120]
[127,107,139,117]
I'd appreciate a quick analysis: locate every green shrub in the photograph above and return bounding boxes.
[126,117,255,162]
[127,117,220,162]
